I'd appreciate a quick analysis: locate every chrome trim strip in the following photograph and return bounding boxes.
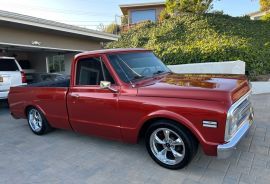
[203,121,218,128]
[224,90,252,141]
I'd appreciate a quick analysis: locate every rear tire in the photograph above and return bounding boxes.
[145,120,198,170]
[27,107,52,135]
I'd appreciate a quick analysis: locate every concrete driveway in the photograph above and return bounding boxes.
[0,94,270,184]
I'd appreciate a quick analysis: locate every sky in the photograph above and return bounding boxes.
[0,0,260,30]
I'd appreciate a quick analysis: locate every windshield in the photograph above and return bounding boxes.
[108,52,170,83]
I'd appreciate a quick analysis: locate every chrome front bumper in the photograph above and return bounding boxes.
[217,112,254,159]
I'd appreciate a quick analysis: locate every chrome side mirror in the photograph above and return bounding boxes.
[100,81,111,89]
[100,81,118,93]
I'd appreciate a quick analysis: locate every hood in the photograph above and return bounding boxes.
[137,73,250,104]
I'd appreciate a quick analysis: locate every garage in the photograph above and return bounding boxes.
[0,10,118,79]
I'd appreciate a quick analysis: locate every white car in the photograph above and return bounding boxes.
[0,57,26,99]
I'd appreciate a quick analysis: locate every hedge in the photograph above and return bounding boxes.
[106,13,270,77]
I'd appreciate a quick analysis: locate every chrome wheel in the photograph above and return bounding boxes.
[149,128,185,165]
[28,109,42,132]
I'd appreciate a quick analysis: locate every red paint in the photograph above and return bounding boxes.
[8,48,250,156]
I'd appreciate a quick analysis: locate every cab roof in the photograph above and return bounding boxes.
[75,48,151,58]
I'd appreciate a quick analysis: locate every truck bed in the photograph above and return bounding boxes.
[26,79,70,88]
[8,79,72,130]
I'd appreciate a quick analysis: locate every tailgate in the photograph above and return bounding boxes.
[0,74,11,92]
[0,72,22,91]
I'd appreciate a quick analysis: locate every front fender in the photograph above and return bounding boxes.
[136,110,207,144]
[127,109,219,156]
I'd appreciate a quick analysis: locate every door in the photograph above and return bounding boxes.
[67,56,121,140]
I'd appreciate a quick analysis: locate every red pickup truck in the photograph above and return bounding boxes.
[8,48,254,169]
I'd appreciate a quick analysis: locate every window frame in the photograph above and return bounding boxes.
[47,55,65,73]
[74,55,117,87]
[130,9,157,24]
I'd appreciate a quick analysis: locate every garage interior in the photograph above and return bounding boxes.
[0,46,76,75]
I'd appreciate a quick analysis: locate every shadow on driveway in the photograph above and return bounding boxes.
[0,100,9,112]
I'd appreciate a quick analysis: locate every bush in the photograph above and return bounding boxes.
[107,13,270,77]
[262,13,270,21]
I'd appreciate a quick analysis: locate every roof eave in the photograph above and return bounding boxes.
[119,2,165,15]
[119,1,165,8]
[0,10,119,42]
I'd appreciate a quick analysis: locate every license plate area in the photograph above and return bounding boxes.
[0,76,3,83]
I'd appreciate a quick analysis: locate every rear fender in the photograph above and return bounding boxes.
[24,103,47,119]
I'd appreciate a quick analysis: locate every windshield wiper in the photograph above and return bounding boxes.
[153,70,166,76]
[131,75,145,81]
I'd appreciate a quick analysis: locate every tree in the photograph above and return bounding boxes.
[104,23,120,35]
[165,0,214,14]
[260,0,270,11]
[97,23,120,35]
[96,23,105,32]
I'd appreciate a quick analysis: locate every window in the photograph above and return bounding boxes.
[47,55,65,73]
[76,57,114,86]
[0,59,19,71]
[131,9,156,24]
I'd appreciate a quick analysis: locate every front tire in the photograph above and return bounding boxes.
[145,120,198,170]
[27,107,52,135]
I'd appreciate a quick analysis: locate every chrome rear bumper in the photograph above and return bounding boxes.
[0,91,9,99]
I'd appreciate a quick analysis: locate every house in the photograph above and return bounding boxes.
[0,10,118,74]
[248,10,270,20]
[119,1,165,29]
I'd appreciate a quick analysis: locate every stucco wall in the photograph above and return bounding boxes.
[0,26,101,51]
[0,23,104,75]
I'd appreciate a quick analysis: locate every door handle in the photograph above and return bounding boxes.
[70,94,80,99]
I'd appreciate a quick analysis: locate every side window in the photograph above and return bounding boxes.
[76,57,115,86]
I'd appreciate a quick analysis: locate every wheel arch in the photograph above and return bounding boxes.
[24,104,47,118]
[137,110,205,145]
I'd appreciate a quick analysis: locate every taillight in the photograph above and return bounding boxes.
[21,71,27,83]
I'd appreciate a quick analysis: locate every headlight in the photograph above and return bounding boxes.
[224,91,252,142]
[225,113,239,141]
[228,115,238,137]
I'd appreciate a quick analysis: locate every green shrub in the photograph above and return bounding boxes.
[262,13,270,21]
[107,13,270,77]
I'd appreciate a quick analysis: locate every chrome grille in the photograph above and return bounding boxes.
[233,99,252,127]
[225,91,253,142]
